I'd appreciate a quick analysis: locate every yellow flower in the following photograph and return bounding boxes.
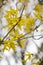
[18,0,22,2]
[5,7,18,16]
[2,40,11,51]
[2,40,18,51]
[10,42,18,51]
[0,56,2,59]
[17,17,26,29]
[24,52,33,60]
[25,17,35,33]
[4,7,18,24]
[40,29,43,32]
[34,4,41,12]
[9,30,23,41]
[34,13,43,21]
[18,0,29,3]
[33,62,39,65]
[4,7,26,30]
[19,39,26,48]
[0,36,2,40]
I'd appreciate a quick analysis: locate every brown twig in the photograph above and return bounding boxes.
[19,23,43,39]
[20,34,43,40]
[0,0,6,8]
[32,36,43,40]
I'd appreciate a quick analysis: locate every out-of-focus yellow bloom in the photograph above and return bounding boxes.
[18,0,29,6]
[18,0,29,3]
[40,29,43,32]
[0,56,2,59]
[34,4,43,21]
[0,36,2,40]
[22,59,26,63]
[34,4,41,12]
[25,17,35,33]
[33,62,39,65]
[34,13,43,21]
[18,0,22,2]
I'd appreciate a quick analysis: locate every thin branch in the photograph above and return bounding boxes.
[20,34,43,40]
[33,36,43,40]
[21,39,28,65]
[0,0,6,8]
[19,23,43,39]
